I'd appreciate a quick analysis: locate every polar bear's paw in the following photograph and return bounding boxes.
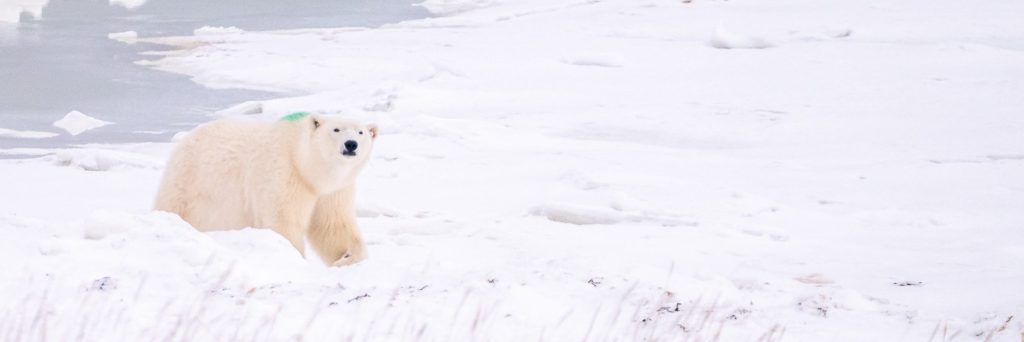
[331,248,367,267]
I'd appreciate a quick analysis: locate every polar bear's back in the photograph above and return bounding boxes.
[155,119,283,230]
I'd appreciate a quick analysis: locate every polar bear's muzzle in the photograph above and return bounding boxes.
[341,139,358,157]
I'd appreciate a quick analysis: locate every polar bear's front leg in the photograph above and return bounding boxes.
[257,189,318,257]
[308,188,367,266]
[274,215,313,258]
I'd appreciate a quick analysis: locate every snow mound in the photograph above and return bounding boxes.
[66,211,222,267]
[53,210,310,280]
[529,203,626,225]
[709,24,775,49]
[531,203,699,227]
[52,110,113,136]
[363,88,398,112]
[561,54,625,68]
[50,148,163,171]
[214,100,264,116]
[194,26,245,36]
[205,228,298,257]
[83,209,143,240]
[107,30,138,44]
[15,209,314,294]
[0,127,59,139]
[791,28,854,42]
[205,228,313,282]
[356,204,402,218]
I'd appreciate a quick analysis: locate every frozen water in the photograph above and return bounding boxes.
[0,0,427,149]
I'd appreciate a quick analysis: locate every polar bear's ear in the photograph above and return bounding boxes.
[311,115,321,129]
[367,124,379,139]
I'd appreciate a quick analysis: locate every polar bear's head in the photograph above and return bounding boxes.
[299,114,379,192]
[311,115,378,164]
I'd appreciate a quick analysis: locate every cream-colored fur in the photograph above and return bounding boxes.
[154,114,377,266]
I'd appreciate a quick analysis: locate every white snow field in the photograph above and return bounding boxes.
[3,0,1024,340]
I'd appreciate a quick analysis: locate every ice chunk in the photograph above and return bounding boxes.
[107,30,138,44]
[193,26,245,36]
[52,110,112,136]
[109,0,146,9]
[0,127,59,139]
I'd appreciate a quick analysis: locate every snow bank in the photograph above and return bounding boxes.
[49,148,163,171]
[52,110,113,136]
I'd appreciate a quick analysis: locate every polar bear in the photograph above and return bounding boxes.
[154,113,378,266]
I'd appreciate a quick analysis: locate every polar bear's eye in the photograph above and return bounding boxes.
[333,128,340,132]
[358,131,364,135]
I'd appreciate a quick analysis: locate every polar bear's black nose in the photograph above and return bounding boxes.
[344,140,358,152]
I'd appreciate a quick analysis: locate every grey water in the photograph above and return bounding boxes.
[0,0,427,149]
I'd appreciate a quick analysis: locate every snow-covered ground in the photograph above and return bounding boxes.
[2,0,1023,340]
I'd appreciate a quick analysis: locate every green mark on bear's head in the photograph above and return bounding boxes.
[280,111,310,122]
